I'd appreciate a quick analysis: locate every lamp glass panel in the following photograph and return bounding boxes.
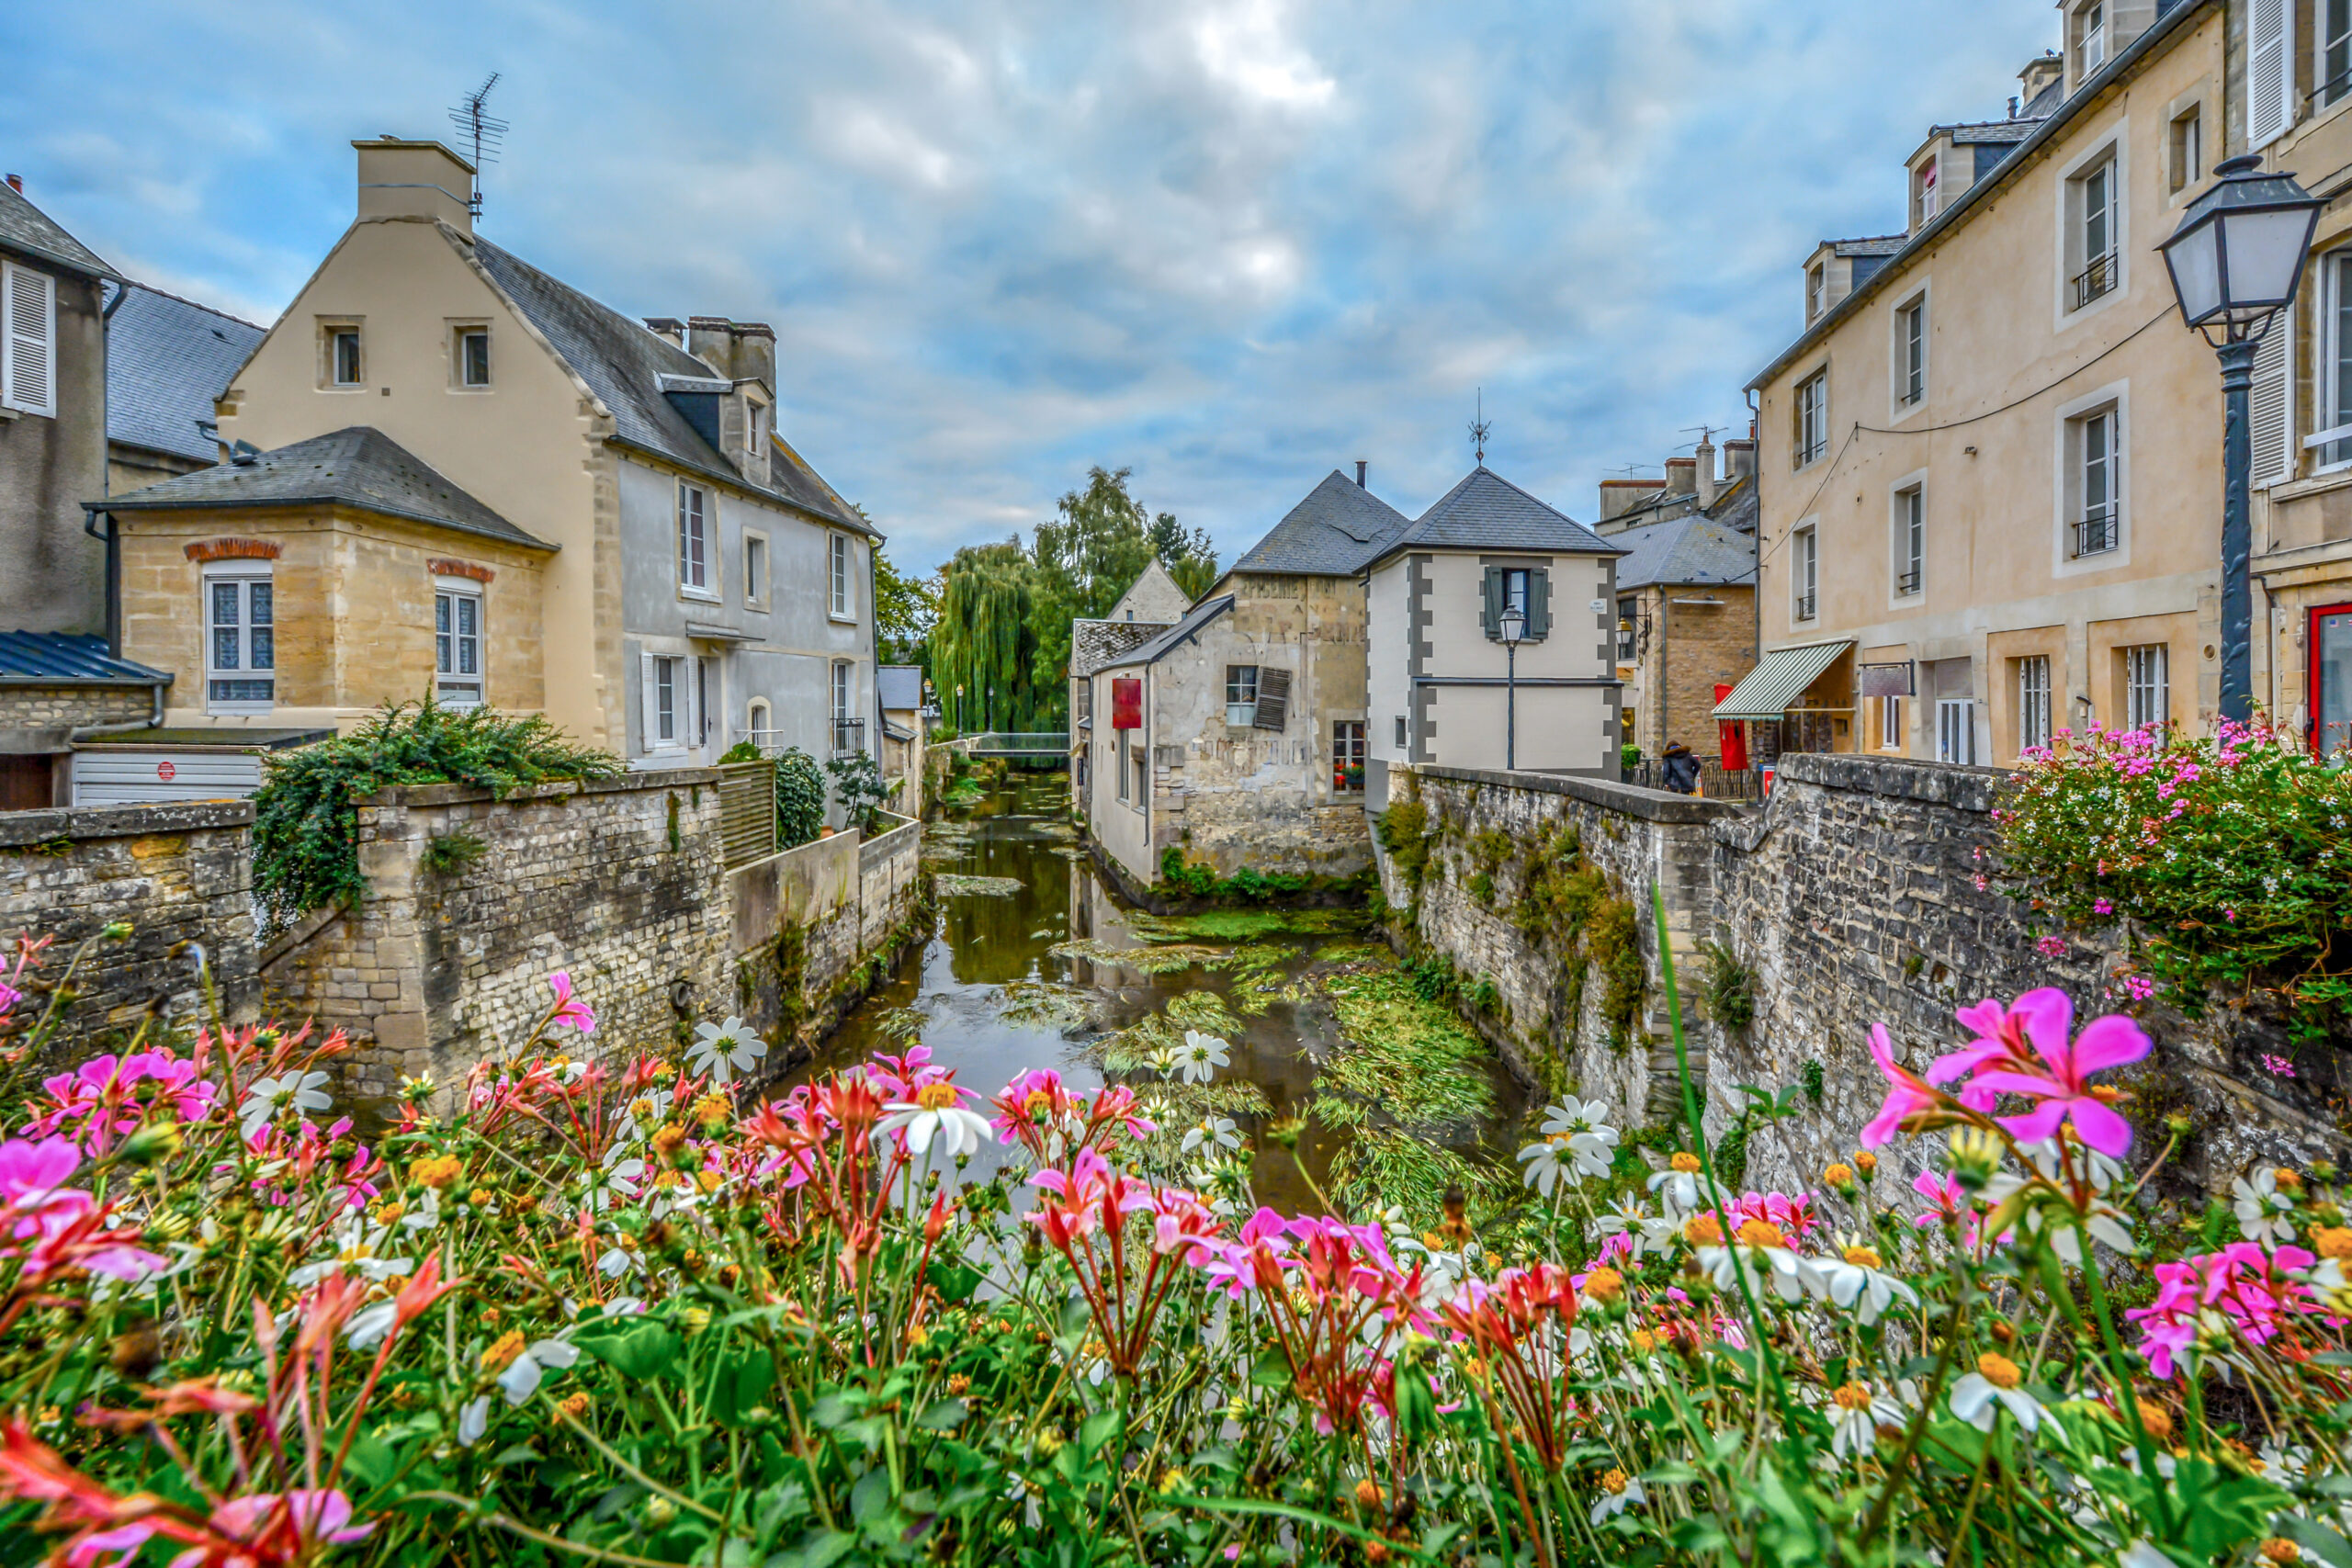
[2217,206,2319,306]
[2164,221,2223,322]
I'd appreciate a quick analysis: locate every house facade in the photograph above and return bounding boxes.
[1365,467,1623,808]
[170,139,876,769]
[1081,470,1405,889]
[877,663,928,816]
[1606,441,1758,763]
[1737,5,2230,765]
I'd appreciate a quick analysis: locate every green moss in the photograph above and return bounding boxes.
[1317,967,1497,1131]
[1375,796,1430,890]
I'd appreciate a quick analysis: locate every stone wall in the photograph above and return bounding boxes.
[0,685,160,732]
[0,800,258,1054]
[1373,753,2343,1201]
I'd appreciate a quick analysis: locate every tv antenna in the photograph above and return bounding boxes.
[1679,423,1728,450]
[1469,389,1491,466]
[448,73,506,218]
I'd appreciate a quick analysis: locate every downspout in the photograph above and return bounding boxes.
[71,679,168,740]
[1746,387,1764,769]
[81,507,121,656]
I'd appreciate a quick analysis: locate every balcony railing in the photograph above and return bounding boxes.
[1895,568,1921,596]
[2070,251,2118,310]
[2073,509,2119,558]
[831,717,867,755]
[1794,592,1816,622]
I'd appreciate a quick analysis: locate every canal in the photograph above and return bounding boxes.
[808,772,1531,1220]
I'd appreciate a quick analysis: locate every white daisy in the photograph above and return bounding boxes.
[1645,1156,1705,1216]
[878,1082,993,1159]
[289,1219,413,1288]
[1826,1382,1906,1460]
[1176,1031,1230,1086]
[458,1394,492,1447]
[1532,1097,1621,1179]
[580,1144,646,1212]
[1589,1470,1646,1524]
[1696,1237,1822,1304]
[240,1072,333,1141]
[1517,1137,1571,1198]
[1181,1114,1242,1156]
[1949,1356,2049,1434]
[2233,1168,2297,1246]
[687,1017,768,1085]
[493,1336,582,1404]
[1816,1239,1918,1325]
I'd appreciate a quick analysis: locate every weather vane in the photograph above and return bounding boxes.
[1469,389,1491,466]
[447,73,507,219]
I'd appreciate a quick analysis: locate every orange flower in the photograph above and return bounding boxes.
[1683,1213,1724,1247]
[409,1154,462,1190]
[481,1329,527,1375]
[1975,1352,2022,1391]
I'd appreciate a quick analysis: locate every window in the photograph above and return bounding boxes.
[744,533,768,609]
[457,327,490,388]
[206,571,274,710]
[1805,264,1826,322]
[2312,605,2352,757]
[1131,747,1148,811]
[1395,715,1408,749]
[1794,371,1827,467]
[747,697,772,744]
[1117,738,1132,800]
[1792,525,1818,621]
[328,326,363,388]
[2072,407,2120,556]
[1226,665,1259,727]
[2018,656,2053,751]
[653,657,680,745]
[1876,696,1905,752]
[2326,0,2352,111]
[1896,296,1927,407]
[2252,0,2295,146]
[1894,485,1924,596]
[1332,720,1366,793]
[1,262,55,416]
[2068,155,2119,310]
[2168,106,2204,195]
[2124,643,2169,729]
[697,658,715,748]
[1937,699,1978,764]
[1480,566,1550,641]
[2076,2,2106,76]
[2322,252,2352,469]
[830,534,852,618]
[1912,159,1939,228]
[677,483,709,592]
[1616,595,1638,660]
[435,583,483,707]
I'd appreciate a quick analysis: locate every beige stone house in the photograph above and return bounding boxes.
[1737,4,2232,765]
[1081,470,1406,890]
[1606,444,1758,764]
[1365,467,1623,807]
[1067,558,1189,795]
[130,138,878,772]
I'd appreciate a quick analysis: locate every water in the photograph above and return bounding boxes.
[808,773,1530,1214]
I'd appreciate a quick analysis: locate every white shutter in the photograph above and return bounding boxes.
[639,651,660,754]
[2249,0,2293,149]
[2251,320,2291,485]
[3,264,54,417]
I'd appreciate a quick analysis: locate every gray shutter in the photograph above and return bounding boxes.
[1525,569,1551,641]
[4,265,54,417]
[1252,667,1291,731]
[2251,321,2290,486]
[2249,0,2292,150]
[1480,568,1502,638]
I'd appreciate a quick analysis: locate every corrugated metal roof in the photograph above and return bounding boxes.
[0,183,115,279]
[0,631,170,685]
[1098,595,1235,671]
[1713,640,1851,719]
[105,283,265,464]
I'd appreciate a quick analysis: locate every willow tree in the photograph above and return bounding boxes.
[931,540,1047,734]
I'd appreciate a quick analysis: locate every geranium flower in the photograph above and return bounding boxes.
[1860,1025,1990,1147]
[1942,988,2150,1157]
[23,1051,219,1154]
[546,970,596,1034]
[1949,1352,2048,1433]
[239,1072,332,1142]
[686,1017,766,1084]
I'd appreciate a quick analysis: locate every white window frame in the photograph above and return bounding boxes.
[829,533,854,620]
[203,562,276,715]
[743,530,770,610]
[2124,643,2170,729]
[1912,157,1939,228]
[2054,129,2129,329]
[1805,263,1826,323]
[1794,369,1828,468]
[639,649,691,756]
[1890,475,1927,601]
[746,696,772,746]
[322,321,365,389]
[2316,250,2352,473]
[1890,286,1929,417]
[1226,664,1260,727]
[1937,698,1978,765]
[1875,694,1905,752]
[453,324,491,389]
[434,576,485,709]
[2053,380,2131,576]
[1791,523,1819,624]
[2167,102,2204,197]
[2075,0,2107,80]
[677,482,714,599]
[1,261,56,417]
[2018,655,2053,752]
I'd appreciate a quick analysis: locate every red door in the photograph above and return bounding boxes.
[2312,605,2352,757]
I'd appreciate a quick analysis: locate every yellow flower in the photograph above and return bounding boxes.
[1683,1214,1724,1247]
[1600,1468,1629,1495]
[2262,1540,2302,1565]
[2315,1226,2352,1261]
[1831,1382,1872,1411]
[372,1201,405,1227]
[906,1325,930,1348]
[1842,1246,1883,1269]
[947,1374,971,1396]
[1823,1163,1855,1188]
[409,1154,463,1190]
[482,1329,527,1375]
[1975,1352,2022,1391]
[1582,1267,1624,1303]
[469,1188,494,1208]
[694,1094,729,1128]
[1353,1478,1384,1507]
[1669,1151,1702,1174]
[650,1123,688,1156]
[1629,1329,1658,1355]
[695,1168,725,1193]
[1158,1466,1188,1495]
[1736,1219,1788,1250]
[557,1392,591,1420]
[1853,1151,1878,1175]
[678,1306,710,1335]
[915,1082,961,1111]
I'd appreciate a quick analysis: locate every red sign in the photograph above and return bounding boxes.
[155,760,176,783]
[1110,677,1142,730]
[1714,683,1747,772]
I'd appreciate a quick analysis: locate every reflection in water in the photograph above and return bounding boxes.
[809,772,1523,1214]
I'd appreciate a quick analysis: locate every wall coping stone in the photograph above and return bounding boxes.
[859,813,920,872]
[1408,764,1746,826]
[0,799,254,847]
[361,768,729,809]
[1770,751,2007,812]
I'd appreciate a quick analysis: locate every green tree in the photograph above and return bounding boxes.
[873,548,938,666]
[930,539,1047,734]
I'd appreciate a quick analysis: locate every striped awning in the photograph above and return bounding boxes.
[1712,640,1853,720]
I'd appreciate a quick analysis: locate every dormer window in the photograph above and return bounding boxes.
[1806,263,1826,322]
[2076,2,2106,78]
[2325,0,2352,111]
[1912,159,1939,228]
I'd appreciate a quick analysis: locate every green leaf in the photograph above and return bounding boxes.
[343,1434,398,1490]
[1080,1409,1124,1460]
[2283,1516,2352,1568]
[577,1323,681,1381]
[1249,1349,1293,1390]
[915,1399,967,1432]
[926,1261,983,1304]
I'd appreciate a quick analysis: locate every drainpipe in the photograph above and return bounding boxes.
[1746,388,1763,772]
[70,679,168,740]
[81,507,121,656]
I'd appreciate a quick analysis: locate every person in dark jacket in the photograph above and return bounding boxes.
[1660,740,1700,795]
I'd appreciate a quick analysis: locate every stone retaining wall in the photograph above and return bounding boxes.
[0,800,257,1054]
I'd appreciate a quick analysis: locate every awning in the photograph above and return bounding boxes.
[1713,640,1853,720]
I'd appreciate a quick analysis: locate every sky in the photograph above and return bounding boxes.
[4,0,2060,574]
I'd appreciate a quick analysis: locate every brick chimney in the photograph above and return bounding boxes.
[353,139,473,236]
[1600,479,1667,523]
[1694,435,1719,508]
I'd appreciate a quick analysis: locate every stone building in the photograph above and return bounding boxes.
[1607,440,1758,763]
[1068,560,1188,797]
[1081,469,1407,888]
[1365,467,1623,807]
[152,138,877,771]
[877,663,928,816]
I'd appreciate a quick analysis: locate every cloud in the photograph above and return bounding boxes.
[0,0,2058,567]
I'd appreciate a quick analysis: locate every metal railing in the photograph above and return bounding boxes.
[1895,568,1921,596]
[1794,592,1816,621]
[2070,251,2118,310]
[2072,509,2118,558]
[831,717,866,755]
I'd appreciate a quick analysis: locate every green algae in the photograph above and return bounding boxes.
[935,874,1024,897]
[1314,965,1497,1130]
[1328,1128,1517,1231]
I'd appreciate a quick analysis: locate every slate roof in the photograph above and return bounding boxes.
[1611,515,1758,592]
[877,665,925,712]
[1374,467,1620,565]
[469,240,868,534]
[1071,618,1175,680]
[1097,595,1235,671]
[1829,234,1907,258]
[105,283,264,464]
[1937,119,2039,144]
[1228,470,1412,577]
[0,183,114,279]
[0,631,168,685]
[99,427,555,551]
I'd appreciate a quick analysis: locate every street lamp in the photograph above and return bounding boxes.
[956,682,965,736]
[1498,605,1526,771]
[2158,153,2324,726]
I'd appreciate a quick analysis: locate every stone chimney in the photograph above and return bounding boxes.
[1724,438,1757,484]
[1665,456,1697,498]
[643,317,687,348]
[1355,460,1367,488]
[2018,51,2062,109]
[353,140,473,236]
[1694,436,1719,508]
[686,318,776,395]
[1600,479,1667,523]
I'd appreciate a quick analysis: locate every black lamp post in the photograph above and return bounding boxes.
[1498,605,1526,771]
[2158,154,2324,727]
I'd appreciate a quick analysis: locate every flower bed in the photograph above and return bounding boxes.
[0,918,2348,1566]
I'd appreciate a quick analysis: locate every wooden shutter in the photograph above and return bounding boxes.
[4,264,53,417]
[1525,569,1551,641]
[639,651,661,753]
[2250,0,2293,149]
[1252,667,1291,731]
[1480,567,1502,637]
[2251,319,2291,486]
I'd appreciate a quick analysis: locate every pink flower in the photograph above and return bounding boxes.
[2093,898,2113,916]
[1950,988,2150,1156]
[1860,1024,1995,1147]
[2263,1054,2297,1078]
[1912,1168,1967,1229]
[2123,974,2156,1002]
[2035,934,2067,958]
[545,971,595,1035]
[23,1052,219,1155]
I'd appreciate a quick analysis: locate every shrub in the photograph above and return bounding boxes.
[823,750,888,833]
[1700,940,1758,1030]
[773,747,827,847]
[251,699,619,933]
[418,830,487,878]
[1375,796,1430,888]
